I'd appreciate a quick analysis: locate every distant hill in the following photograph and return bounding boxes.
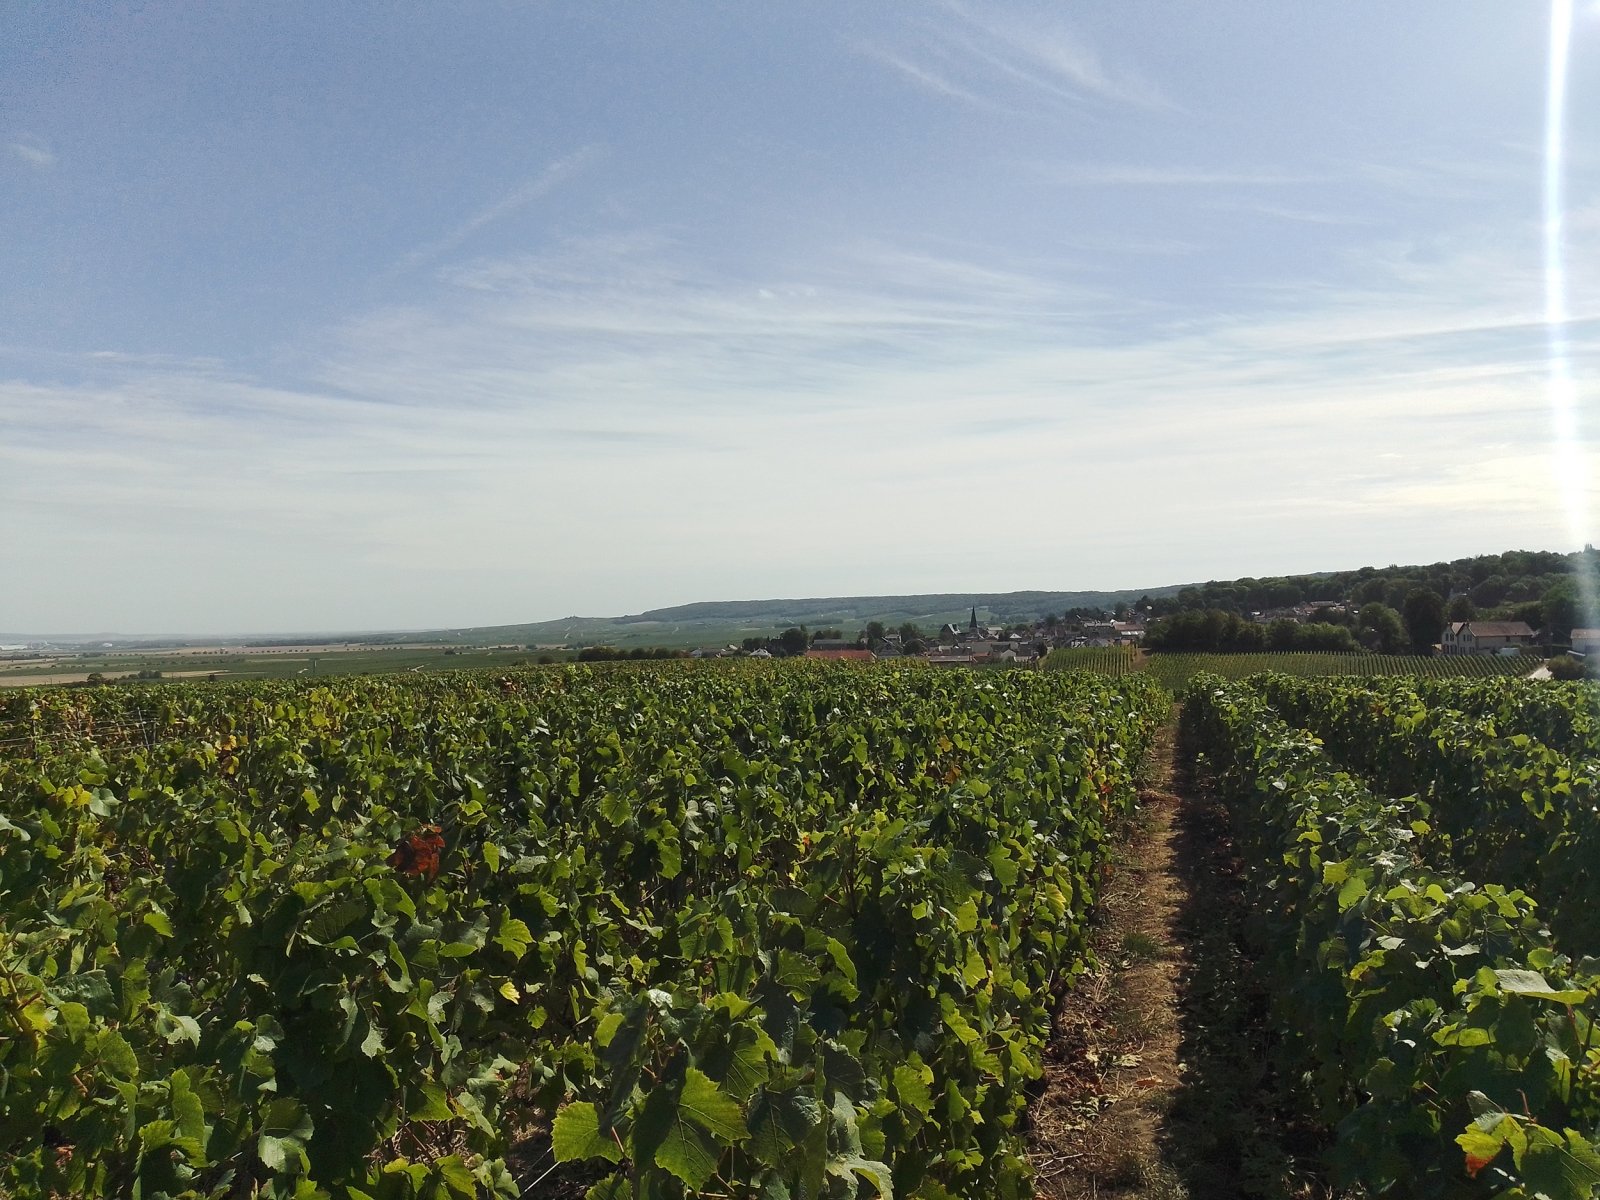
[620,589,1184,626]
[438,586,1189,649]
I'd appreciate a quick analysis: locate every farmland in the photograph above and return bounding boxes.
[0,645,551,689]
[0,663,1164,1199]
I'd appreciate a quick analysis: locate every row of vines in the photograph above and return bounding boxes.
[0,664,1164,1200]
[1184,673,1600,1198]
[1045,648,1533,692]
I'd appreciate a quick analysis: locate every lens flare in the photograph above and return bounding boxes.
[1545,0,1598,633]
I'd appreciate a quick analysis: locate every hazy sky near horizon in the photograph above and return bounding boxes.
[4,3,1600,633]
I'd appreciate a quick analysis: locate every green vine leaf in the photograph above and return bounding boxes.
[256,1097,313,1174]
[1518,1127,1600,1200]
[552,1102,622,1164]
[635,1067,749,1189]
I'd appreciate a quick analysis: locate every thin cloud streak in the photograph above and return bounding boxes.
[8,135,55,169]
[854,44,1014,113]
[1044,163,1326,187]
[1205,199,1377,226]
[384,146,605,279]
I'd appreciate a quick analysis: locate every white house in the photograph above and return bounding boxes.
[1440,621,1536,655]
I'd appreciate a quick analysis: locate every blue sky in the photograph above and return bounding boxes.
[4,3,1598,633]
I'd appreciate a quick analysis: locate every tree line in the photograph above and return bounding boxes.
[1138,549,1593,624]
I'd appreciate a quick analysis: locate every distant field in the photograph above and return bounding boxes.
[1045,645,1536,691]
[0,645,550,687]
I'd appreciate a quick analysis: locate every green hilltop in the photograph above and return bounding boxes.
[439,587,1186,649]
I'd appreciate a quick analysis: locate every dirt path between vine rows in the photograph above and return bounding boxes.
[1027,718,1332,1200]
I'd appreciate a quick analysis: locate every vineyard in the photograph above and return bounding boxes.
[12,657,1597,1199]
[1183,673,1600,1198]
[1037,647,1141,677]
[1045,646,1534,693]
[0,664,1165,1200]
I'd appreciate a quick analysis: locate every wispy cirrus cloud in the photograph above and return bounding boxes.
[1342,155,1535,203]
[940,3,1170,110]
[1042,163,1324,187]
[859,4,1169,115]
[854,45,1014,113]
[9,134,55,170]
[1204,198,1376,226]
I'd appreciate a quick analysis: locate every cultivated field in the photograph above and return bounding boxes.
[0,645,546,687]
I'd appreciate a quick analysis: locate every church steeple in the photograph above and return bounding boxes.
[969,606,978,631]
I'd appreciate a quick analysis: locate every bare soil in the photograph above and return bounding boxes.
[1028,719,1332,1200]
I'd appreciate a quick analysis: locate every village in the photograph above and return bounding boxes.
[687,601,1575,666]
[682,606,1140,665]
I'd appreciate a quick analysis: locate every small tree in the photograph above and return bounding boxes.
[1358,603,1407,654]
[1542,581,1582,643]
[1402,588,1445,654]
[1548,655,1588,680]
[1266,618,1300,651]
